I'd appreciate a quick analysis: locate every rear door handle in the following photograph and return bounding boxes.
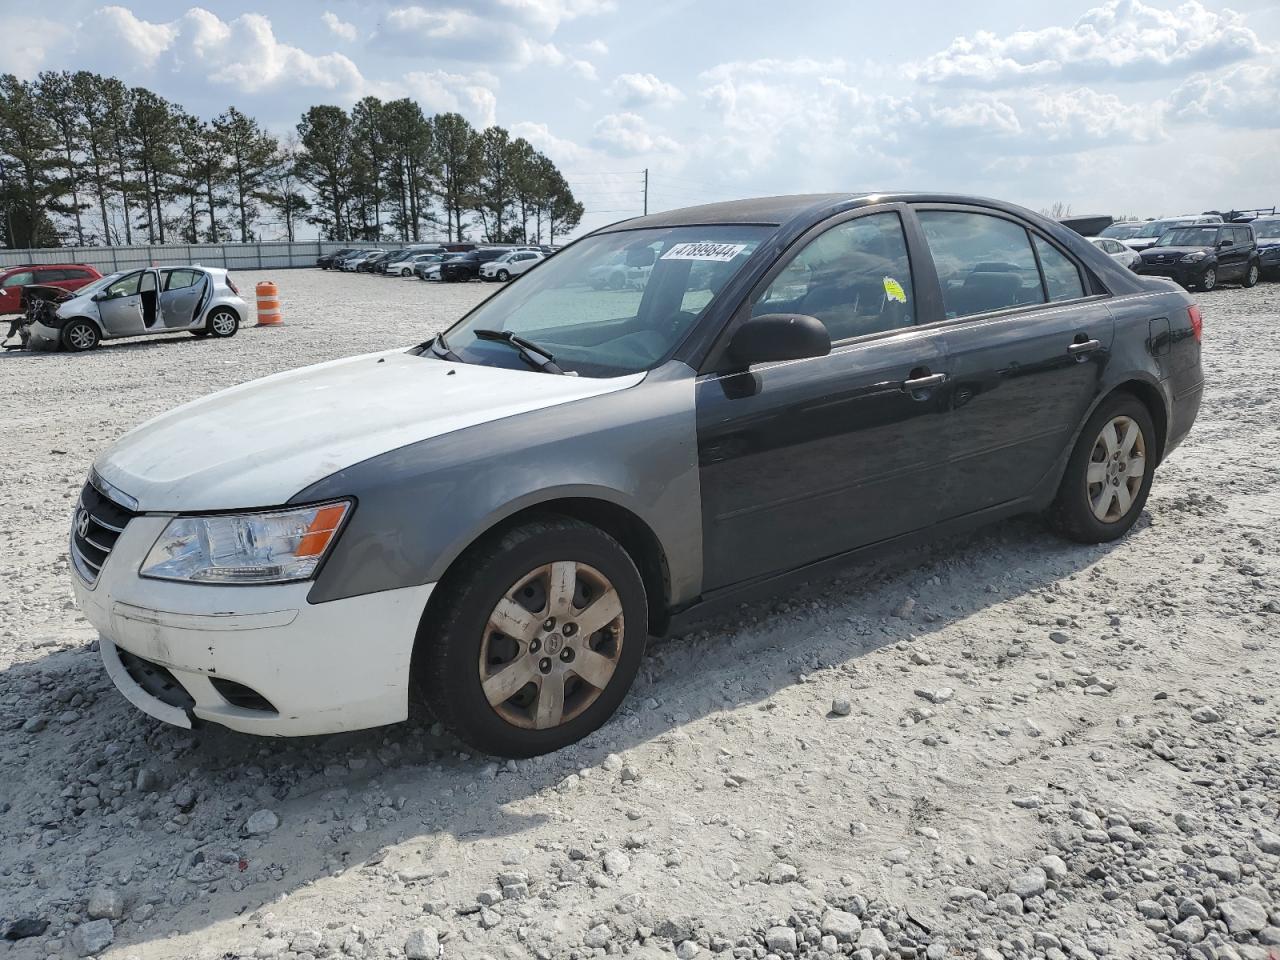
[1068,338,1102,355]
[902,372,947,391]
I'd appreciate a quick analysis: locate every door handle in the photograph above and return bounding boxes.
[1068,338,1102,356]
[902,372,947,391]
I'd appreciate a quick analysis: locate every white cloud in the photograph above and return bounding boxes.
[400,70,499,127]
[321,11,358,42]
[0,16,72,78]
[95,5,178,68]
[581,38,609,57]
[610,72,684,108]
[913,0,1266,86]
[591,112,679,155]
[520,40,597,80]
[1169,61,1280,128]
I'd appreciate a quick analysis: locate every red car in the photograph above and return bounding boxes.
[0,263,103,314]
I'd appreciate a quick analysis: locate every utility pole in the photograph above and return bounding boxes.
[643,168,648,216]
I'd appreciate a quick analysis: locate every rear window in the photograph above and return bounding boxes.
[1033,237,1085,302]
[2,271,33,288]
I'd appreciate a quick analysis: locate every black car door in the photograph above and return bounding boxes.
[1220,226,1249,280]
[912,205,1115,517]
[696,207,952,591]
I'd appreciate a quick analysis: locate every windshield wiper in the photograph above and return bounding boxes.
[472,328,566,375]
[415,331,464,362]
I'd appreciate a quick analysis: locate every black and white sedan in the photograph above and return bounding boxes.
[73,193,1203,756]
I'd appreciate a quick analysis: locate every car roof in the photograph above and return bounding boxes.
[595,192,1075,234]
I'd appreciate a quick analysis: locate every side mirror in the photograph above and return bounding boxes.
[1218,239,1233,249]
[728,313,830,368]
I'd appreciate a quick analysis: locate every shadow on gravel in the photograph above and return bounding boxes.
[0,514,1116,954]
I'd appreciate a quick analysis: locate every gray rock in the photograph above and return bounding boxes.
[1220,897,1268,935]
[244,809,279,835]
[915,687,954,704]
[602,849,630,876]
[1136,900,1164,919]
[820,909,861,942]
[1170,917,1205,944]
[1174,812,1202,835]
[21,716,46,732]
[767,862,799,884]
[1008,868,1047,899]
[830,698,852,717]
[1039,855,1068,882]
[135,767,162,792]
[765,926,797,954]
[1190,706,1222,723]
[676,941,700,960]
[291,930,324,953]
[404,926,440,959]
[857,927,889,957]
[583,924,613,949]
[948,886,987,902]
[70,919,114,957]
[87,887,124,920]
[1206,854,1241,882]
[1253,826,1280,855]
[995,892,1024,914]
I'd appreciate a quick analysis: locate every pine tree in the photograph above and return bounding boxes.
[213,106,278,242]
[430,112,480,242]
[260,134,311,241]
[296,105,353,240]
[36,71,89,245]
[0,73,64,248]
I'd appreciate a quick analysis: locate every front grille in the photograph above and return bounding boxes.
[210,677,278,713]
[71,479,138,585]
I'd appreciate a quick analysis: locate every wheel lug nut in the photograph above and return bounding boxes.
[562,622,577,637]
[539,657,552,674]
[560,648,574,662]
[543,617,556,630]
[529,638,541,653]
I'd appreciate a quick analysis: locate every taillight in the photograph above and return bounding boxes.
[226,274,240,295]
[1188,304,1202,343]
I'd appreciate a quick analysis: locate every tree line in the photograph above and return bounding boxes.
[0,70,584,250]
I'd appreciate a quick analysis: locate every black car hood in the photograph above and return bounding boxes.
[1141,245,1211,260]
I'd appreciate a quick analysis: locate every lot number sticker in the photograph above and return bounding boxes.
[883,276,907,304]
[661,242,748,262]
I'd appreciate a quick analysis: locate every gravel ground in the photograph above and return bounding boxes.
[1,271,1278,960]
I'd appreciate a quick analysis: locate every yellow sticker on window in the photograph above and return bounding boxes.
[883,277,907,304]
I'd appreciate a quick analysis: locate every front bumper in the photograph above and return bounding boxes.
[26,320,62,351]
[1135,261,1208,287]
[74,512,435,736]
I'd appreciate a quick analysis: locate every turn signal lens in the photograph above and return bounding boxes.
[1188,304,1203,343]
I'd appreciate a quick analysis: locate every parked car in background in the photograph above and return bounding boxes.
[588,249,654,290]
[73,192,1203,755]
[439,248,509,282]
[378,246,447,274]
[1123,215,1223,251]
[1251,215,1280,279]
[317,248,360,269]
[25,266,246,352]
[1097,222,1143,242]
[399,253,443,277]
[1089,237,1142,271]
[0,263,102,314]
[357,251,395,273]
[1136,222,1259,291]
[480,250,545,281]
[342,250,384,272]
[330,250,369,270]
[417,254,462,281]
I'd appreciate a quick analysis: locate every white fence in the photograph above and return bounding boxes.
[0,239,431,273]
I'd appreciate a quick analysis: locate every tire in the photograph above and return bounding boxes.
[61,319,99,352]
[415,517,648,758]
[206,308,239,338]
[1197,268,1217,292]
[496,269,510,282]
[1047,394,1156,544]
[1242,262,1260,288]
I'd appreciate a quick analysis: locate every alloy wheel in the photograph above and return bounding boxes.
[1201,269,1216,291]
[478,561,624,730]
[1087,415,1147,523]
[210,310,236,335]
[68,324,97,350]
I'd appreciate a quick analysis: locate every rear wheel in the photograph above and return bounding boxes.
[206,308,239,338]
[61,319,99,352]
[1048,394,1155,543]
[1242,262,1260,288]
[415,517,648,758]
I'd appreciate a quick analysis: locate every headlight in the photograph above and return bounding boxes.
[1180,252,1207,263]
[140,501,351,584]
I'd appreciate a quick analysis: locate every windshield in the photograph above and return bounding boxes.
[75,273,119,297]
[1254,220,1280,239]
[1157,227,1220,247]
[1134,219,1193,238]
[441,225,771,377]
[1100,223,1141,240]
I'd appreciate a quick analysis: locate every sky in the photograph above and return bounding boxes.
[1,0,1277,238]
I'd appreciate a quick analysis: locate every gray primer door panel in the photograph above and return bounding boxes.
[295,360,704,608]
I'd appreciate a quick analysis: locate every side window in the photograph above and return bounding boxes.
[753,212,915,341]
[2,271,33,288]
[139,271,157,294]
[1033,236,1085,302]
[104,272,142,298]
[165,269,199,291]
[918,211,1045,319]
[1235,227,1252,245]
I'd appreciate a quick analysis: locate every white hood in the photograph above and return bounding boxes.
[95,349,643,511]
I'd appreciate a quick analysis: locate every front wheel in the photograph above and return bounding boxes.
[1242,262,1260,288]
[206,308,239,338]
[496,269,510,282]
[414,517,648,758]
[1197,268,1217,292]
[62,319,100,352]
[1048,394,1156,544]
